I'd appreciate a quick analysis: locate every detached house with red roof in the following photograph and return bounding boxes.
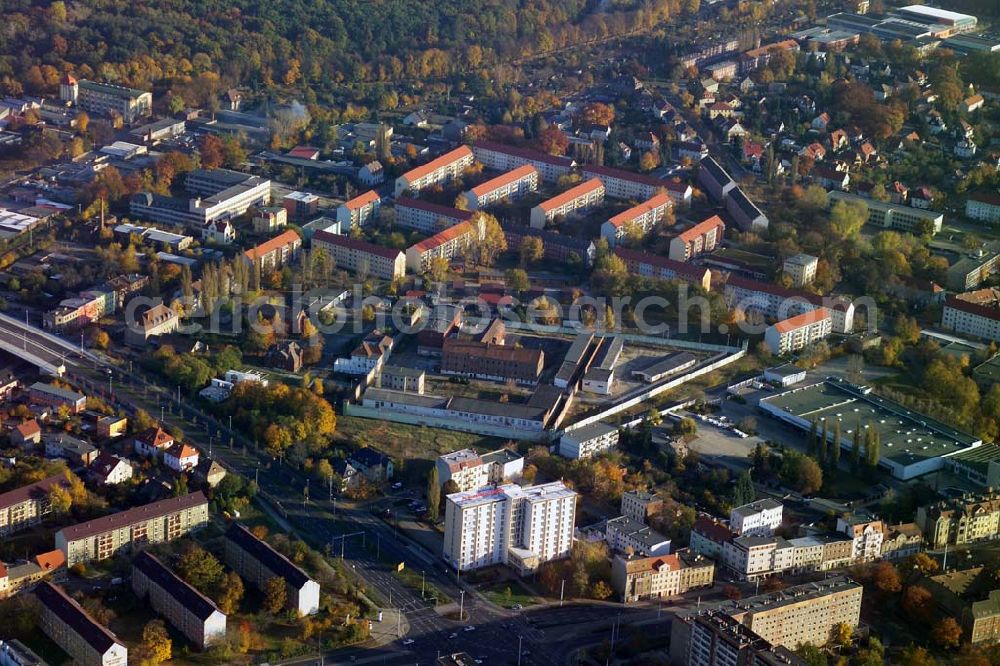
[133,427,174,458]
[11,419,41,447]
[164,443,199,473]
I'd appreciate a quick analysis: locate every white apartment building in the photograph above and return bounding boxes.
[621,490,663,522]
[436,448,524,492]
[764,308,833,355]
[558,422,620,459]
[61,77,152,124]
[837,515,885,562]
[605,515,672,556]
[729,499,783,536]
[966,192,1000,224]
[583,164,692,205]
[722,536,778,581]
[443,482,577,574]
[462,165,538,211]
[530,178,605,228]
[470,140,575,183]
[336,190,381,230]
[394,146,475,197]
[35,582,127,666]
[600,193,673,245]
[312,229,405,281]
[668,215,725,261]
[942,297,1000,342]
[783,253,819,286]
[614,247,713,291]
[828,190,943,235]
[394,197,474,233]
[405,219,481,273]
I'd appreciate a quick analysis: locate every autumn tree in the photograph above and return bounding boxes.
[178,544,224,594]
[139,619,171,666]
[902,585,934,623]
[932,617,962,649]
[535,126,569,156]
[833,621,853,648]
[519,236,544,266]
[263,577,287,614]
[830,199,868,239]
[473,212,507,266]
[216,571,245,614]
[426,466,441,521]
[506,268,530,293]
[871,561,901,593]
[48,484,72,515]
[198,135,225,169]
[578,102,615,127]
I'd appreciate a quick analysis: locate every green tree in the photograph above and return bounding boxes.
[830,199,868,239]
[216,571,245,615]
[733,470,755,507]
[178,544,224,594]
[851,423,862,472]
[795,644,826,666]
[519,236,544,266]
[426,466,441,522]
[506,268,530,293]
[831,421,842,468]
[263,577,287,614]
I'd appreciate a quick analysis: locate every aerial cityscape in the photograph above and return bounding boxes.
[0,0,999,664]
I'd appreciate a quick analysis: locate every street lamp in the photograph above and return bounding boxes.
[459,589,465,622]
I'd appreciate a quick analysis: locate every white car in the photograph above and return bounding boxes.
[449,633,458,639]
[464,625,476,632]
[392,482,403,490]
[402,638,415,646]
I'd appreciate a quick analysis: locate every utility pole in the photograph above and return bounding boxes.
[560,579,565,607]
[459,590,465,622]
[421,570,425,598]
[396,608,402,638]
[518,635,523,666]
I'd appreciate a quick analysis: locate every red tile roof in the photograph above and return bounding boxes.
[35,549,66,571]
[470,165,537,197]
[473,140,574,167]
[607,193,672,229]
[409,221,476,253]
[56,492,208,542]
[400,146,473,183]
[538,178,604,213]
[773,307,831,334]
[343,190,380,210]
[946,295,1000,322]
[312,229,405,260]
[244,229,301,262]
[582,164,666,189]
[676,215,725,243]
[15,419,40,437]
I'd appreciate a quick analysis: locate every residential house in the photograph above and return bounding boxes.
[164,443,199,473]
[348,448,394,482]
[89,453,132,486]
[132,551,226,649]
[224,523,320,615]
[35,582,127,666]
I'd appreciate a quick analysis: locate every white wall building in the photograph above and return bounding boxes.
[394,146,474,197]
[783,253,818,287]
[530,178,605,229]
[558,422,620,459]
[436,448,524,492]
[764,308,833,355]
[462,165,539,211]
[470,141,575,183]
[601,193,673,246]
[336,190,381,230]
[729,499,783,537]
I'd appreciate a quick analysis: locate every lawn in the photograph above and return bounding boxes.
[392,566,452,605]
[482,580,543,609]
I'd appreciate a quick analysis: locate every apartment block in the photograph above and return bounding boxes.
[470,141,575,183]
[243,229,302,273]
[501,223,597,267]
[725,275,855,334]
[0,475,70,536]
[613,248,712,291]
[783,253,819,287]
[601,193,673,245]
[729,499,782,537]
[61,77,151,124]
[312,229,406,281]
[917,491,1000,548]
[35,582,127,666]
[394,146,475,197]
[605,515,671,556]
[376,365,426,394]
[131,172,271,228]
[583,165,692,205]
[443,482,577,574]
[765,308,833,354]
[529,178,605,229]
[394,198,473,233]
[612,551,715,604]
[336,190,381,230]
[252,206,288,233]
[405,220,480,273]
[436,448,524,493]
[726,186,769,232]
[837,514,885,562]
[828,190,942,235]
[966,192,1000,224]
[132,551,226,649]
[55,492,209,565]
[697,157,735,202]
[558,422,620,459]
[462,165,538,211]
[621,490,663,523]
[224,523,321,616]
[671,611,804,666]
[440,339,544,385]
[669,215,725,262]
[942,296,1000,342]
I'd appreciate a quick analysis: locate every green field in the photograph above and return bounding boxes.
[482,581,544,609]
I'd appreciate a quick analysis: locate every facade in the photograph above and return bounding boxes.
[726,186,769,232]
[164,443,199,472]
[252,206,288,233]
[669,215,725,262]
[837,515,885,562]
[243,229,302,273]
[730,499,783,537]
[442,482,577,573]
[394,146,475,197]
[724,276,855,334]
[470,141,575,183]
[44,435,97,466]
[601,193,673,245]
[224,523,321,616]
[440,339,544,385]
[690,518,735,560]
[394,198,473,233]
[124,303,179,347]
[133,427,174,458]
[828,190,942,234]
[55,492,209,565]
[614,248,712,291]
[942,296,1000,342]
[924,567,1000,645]
[697,157,735,202]
[89,453,132,486]
[621,490,663,523]
[671,611,804,666]
[132,551,226,649]
[282,191,319,220]
[436,448,524,493]
[377,365,426,394]
[361,387,552,433]
[11,420,41,447]
[558,422,620,460]
[312,230,405,280]
[35,582,127,666]
[0,475,69,536]
[131,173,271,228]
[529,178,605,229]
[783,254,819,287]
[764,308,833,355]
[612,551,715,603]
[336,190,381,230]
[65,79,151,124]
[605,515,671,556]
[880,522,923,560]
[43,288,116,332]
[966,192,1000,224]
[405,220,480,273]
[28,383,86,414]
[916,491,1000,548]
[582,164,691,205]
[463,165,539,211]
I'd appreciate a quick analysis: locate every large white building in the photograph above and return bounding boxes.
[336,190,381,230]
[600,193,673,245]
[394,146,474,197]
[668,215,725,262]
[405,219,482,273]
[462,165,539,211]
[530,178,605,229]
[442,482,577,574]
[724,276,855,334]
[783,253,819,287]
[470,141,576,183]
[828,190,943,235]
[583,165,692,206]
[312,229,406,280]
[764,308,833,355]
[558,422,620,459]
[605,515,672,556]
[942,296,1000,341]
[60,76,152,124]
[729,499,783,537]
[130,169,271,228]
[394,197,474,233]
[966,193,1000,224]
[436,448,524,492]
